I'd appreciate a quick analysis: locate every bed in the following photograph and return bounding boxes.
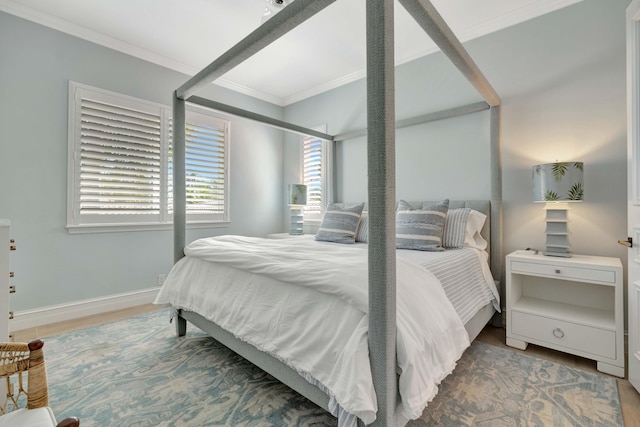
[155,200,500,426]
[166,1,503,426]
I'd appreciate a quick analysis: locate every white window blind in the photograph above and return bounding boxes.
[79,98,162,218]
[302,134,325,220]
[168,110,228,221]
[68,82,229,232]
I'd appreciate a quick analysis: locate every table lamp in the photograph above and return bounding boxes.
[532,162,584,257]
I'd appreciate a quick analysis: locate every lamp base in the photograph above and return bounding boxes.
[289,206,304,235]
[543,204,572,258]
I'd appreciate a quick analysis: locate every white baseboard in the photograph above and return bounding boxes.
[9,287,160,332]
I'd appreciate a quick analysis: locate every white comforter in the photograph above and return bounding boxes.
[155,235,470,425]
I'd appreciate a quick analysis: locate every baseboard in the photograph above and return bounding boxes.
[9,287,159,332]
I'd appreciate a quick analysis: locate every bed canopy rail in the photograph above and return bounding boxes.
[172,0,502,425]
[397,0,501,107]
[176,0,336,100]
[333,101,490,141]
[187,96,335,141]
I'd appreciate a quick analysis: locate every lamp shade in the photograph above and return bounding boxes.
[288,184,307,206]
[532,162,584,202]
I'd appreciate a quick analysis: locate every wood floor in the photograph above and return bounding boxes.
[12,305,640,426]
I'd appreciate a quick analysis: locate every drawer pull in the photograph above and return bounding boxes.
[9,272,13,278]
[8,311,13,320]
[9,285,15,294]
[553,328,565,339]
[555,269,561,274]
[9,245,16,251]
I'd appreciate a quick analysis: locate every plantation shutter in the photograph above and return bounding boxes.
[77,95,162,223]
[303,135,323,217]
[68,83,230,231]
[168,109,228,221]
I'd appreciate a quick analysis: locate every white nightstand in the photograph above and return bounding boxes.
[505,250,624,377]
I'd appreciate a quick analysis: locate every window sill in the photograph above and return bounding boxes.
[66,221,230,234]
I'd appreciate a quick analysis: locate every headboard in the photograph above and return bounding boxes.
[331,199,500,284]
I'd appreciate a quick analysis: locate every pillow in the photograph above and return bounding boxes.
[466,209,488,250]
[355,212,368,243]
[315,203,365,244]
[442,208,470,248]
[396,199,449,251]
[442,208,488,250]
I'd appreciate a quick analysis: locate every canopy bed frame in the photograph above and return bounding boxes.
[170,1,502,425]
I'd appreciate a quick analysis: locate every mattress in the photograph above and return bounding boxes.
[155,235,498,426]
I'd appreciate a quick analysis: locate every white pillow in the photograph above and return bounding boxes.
[466,209,488,250]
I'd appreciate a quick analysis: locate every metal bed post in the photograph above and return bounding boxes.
[366,0,398,425]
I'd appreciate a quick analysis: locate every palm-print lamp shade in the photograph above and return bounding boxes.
[532,162,583,257]
[532,162,584,202]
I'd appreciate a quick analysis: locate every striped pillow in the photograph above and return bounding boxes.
[355,212,368,243]
[396,199,449,251]
[315,203,365,244]
[442,208,471,249]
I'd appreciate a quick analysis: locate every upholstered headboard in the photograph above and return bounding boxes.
[329,199,501,285]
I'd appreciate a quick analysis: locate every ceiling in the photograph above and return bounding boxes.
[0,0,582,106]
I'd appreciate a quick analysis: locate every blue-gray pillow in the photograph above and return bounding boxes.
[396,199,449,251]
[316,203,365,244]
[442,208,471,249]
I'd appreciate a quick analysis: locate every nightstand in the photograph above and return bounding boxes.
[505,250,624,377]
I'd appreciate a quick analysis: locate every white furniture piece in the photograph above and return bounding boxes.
[506,250,624,377]
[0,220,10,402]
[0,220,10,343]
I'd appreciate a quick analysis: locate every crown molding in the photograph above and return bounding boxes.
[458,0,583,42]
[282,0,583,105]
[0,0,286,106]
[0,0,583,107]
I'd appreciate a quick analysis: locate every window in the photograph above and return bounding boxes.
[67,82,229,232]
[302,126,332,221]
[167,110,228,222]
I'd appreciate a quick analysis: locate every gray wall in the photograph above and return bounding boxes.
[284,0,629,312]
[0,12,285,311]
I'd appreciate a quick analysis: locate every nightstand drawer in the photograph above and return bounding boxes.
[511,311,616,359]
[510,261,615,284]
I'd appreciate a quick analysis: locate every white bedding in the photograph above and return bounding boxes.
[155,235,485,425]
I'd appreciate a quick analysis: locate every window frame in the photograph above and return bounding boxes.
[66,82,230,234]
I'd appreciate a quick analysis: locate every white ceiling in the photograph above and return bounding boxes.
[0,0,582,106]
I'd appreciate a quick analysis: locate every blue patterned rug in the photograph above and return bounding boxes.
[41,309,622,426]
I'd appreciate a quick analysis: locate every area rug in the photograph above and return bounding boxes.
[39,309,622,426]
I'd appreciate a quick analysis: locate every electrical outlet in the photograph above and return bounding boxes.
[157,273,167,286]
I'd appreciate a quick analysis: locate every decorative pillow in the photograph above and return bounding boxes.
[442,208,470,249]
[396,199,449,251]
[442,208,488,250]
[315,203,365,244]
[355,212,368,243]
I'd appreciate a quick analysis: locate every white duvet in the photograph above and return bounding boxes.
[155,235,470,425]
